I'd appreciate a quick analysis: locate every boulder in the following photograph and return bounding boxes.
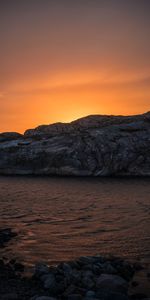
[68,294,82,300]
[35,297,57,300]
[43,274,57,291]
[96,291,129,300]
[1,293,18,300]
[34,263,50,278]
[0,228,17,247]
[96,274,128,294]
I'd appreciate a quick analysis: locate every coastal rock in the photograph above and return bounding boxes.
[43,273,57,291]
[34,263,50,278]
[0,255,148,300]
[96,291,130,300]
[35,297,57,300]
[0,132,22,142]
[0,112,150,176]
[0,228,17,247]
[1,293,18,300]
[68,294,82,300]
[96,274,128,293]
[85,290,96,297]
[82,275,95,289]
[130,293,148,299]
[63,284,78,296]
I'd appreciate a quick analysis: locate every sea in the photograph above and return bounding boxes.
[0,176,149,267]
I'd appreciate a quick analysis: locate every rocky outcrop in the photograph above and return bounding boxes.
[0,255,148,300]
[0,132,22,142]
[0,112,150,176]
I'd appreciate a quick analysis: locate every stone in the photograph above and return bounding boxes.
[62,263,73,274]
[147,272,150,278]
[133,262,143,272]
[69,260,81,269]
[96,291,129,300]
[68,294,82,300]
[116,261,135,281]
[14,262,24,272]
[131,281,139,287]
[82,276,95,289]
[85,291,96,298]
[84,298,99,300]
[78,256,96,265]
[92,265,101,275]
[56,280,66,293]
[0,228,17,247]
[35,297,57,300]
[96,274,128,294]
[43,273,57,291]
[1,293,18,300]
[101,263,117,274]
[83,270,94,278]
[0,255,143,300]
[130,294,148,299]
[34,263,49,278]
[72,270,81,284]
[63,284,77,296]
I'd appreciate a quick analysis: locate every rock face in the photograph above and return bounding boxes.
[0,112,150,176]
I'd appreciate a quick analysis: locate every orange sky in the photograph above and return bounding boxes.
[0,0,150,133]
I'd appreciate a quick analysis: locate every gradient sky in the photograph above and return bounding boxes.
[0,0,150,133]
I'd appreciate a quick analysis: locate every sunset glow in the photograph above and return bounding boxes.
[0,0,150,133]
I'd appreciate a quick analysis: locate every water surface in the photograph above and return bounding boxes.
[0,176,149,266]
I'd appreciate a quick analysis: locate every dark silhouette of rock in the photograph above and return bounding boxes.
[0,112,150,176]
[0,132,22,142]
[0,256,147,300]
[0,228,17,247]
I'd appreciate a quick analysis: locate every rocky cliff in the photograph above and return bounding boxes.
[0,112,150,176]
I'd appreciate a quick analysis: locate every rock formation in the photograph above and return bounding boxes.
[0,112,150,176]
[0,255,147,300]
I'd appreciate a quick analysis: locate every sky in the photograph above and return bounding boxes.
[0,0,150,133]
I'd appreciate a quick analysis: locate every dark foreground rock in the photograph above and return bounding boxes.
[0,112,150,176]
[0,228,17,248]
[0,256,149,300]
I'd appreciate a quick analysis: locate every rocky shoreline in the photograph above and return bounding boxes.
[0,112,150,176]
[0,229,150,300]
[0,254,150,300]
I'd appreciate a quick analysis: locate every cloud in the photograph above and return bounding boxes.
[3,68,150,97]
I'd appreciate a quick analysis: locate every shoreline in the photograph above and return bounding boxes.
[0,228,150,300]
[0,254,150,300]
[1,174,150,178]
